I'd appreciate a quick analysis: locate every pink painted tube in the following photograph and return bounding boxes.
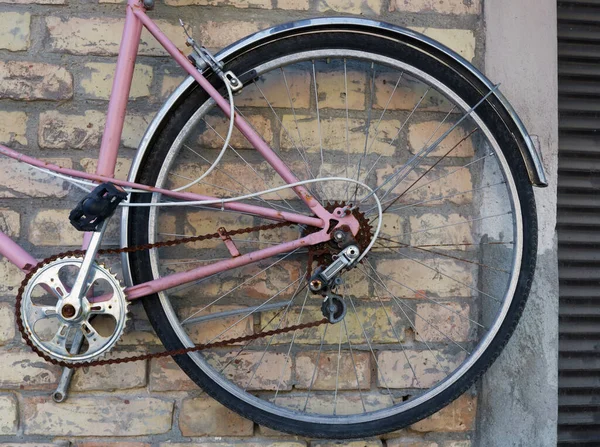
[125,229,327,300]
[0,145,324,228]
[0,232,38,272]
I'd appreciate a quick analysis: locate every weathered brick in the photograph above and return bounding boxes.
[205,350,293,390]
[23,396,174,436]
[39,111,151,150]
[0,0,65,3]
[408,28,475,62]
[165,0,272,7]
[160,443,306,447]
[408,121,475,157]
[386,441,438,447]
[376,164,473,207]
[45,17,187,56]
[0,61,72,100]
[197,20,266,49]
[0,303,15,344]
[80,157,132,180]
[316,69,366,110]
[38,110,103,150]
[374,73,454,112]
[261,305,406,344]
[77,443,151,447]
[0,443,69,447]
[390,0,480,14]
[443,442,471,447]
[0,348,61,389]
[0,258,23,295]
[159,70,186,100]
[179,397,254,436]
[280,115,399,156]
[0,394,18,435]
[414,302,471,342]
[0,111,27,145]
[71,352,147,391]
[0,12,30,51]
[277,0,309,9]
[377,349,466,388]
[149,356,196,391]
[317,0,382,14]
[28,209,120,246]
[409,213,473,249]
[0,158,72,198]
[80,62,153,100]
[295,351,371,390]
[199,114,274,149]
[273,392,389,415]
[0,209,20,237]
[411,394,476,432]
[237,69,310,109]
[312,441,382,447]
[376,259,474,297]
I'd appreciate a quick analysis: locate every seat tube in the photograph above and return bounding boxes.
[96,1,144,178]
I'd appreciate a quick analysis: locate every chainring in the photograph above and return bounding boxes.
[20,257,129,364]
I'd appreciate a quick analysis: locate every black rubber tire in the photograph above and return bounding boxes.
[127,27,538,438]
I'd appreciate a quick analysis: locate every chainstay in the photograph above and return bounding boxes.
[15,220,330,368]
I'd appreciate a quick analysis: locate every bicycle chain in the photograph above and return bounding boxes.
[15,220,329,368]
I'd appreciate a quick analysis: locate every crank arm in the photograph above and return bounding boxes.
[52,329,85,403]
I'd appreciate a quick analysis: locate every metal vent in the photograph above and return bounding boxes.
[558,0,600,444]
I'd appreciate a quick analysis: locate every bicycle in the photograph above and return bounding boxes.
[0,0,548,439]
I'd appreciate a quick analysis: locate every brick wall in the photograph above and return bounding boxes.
[0,0,482,446]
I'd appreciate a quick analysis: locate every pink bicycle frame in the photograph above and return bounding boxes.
[0,0,353,301]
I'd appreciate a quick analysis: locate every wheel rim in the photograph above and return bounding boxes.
[141,49,523,424]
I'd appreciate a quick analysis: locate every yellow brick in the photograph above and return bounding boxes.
[0,158,72,198]
[0,395,17,435]
[411,394,476,432]
[409,213,473,249]
[280,115,399,156]
[198,20,266,49]
[179,397,254,436]
[71,350,147,391]
[408,121,475,157]
[391,0,480,14]
[0,303,15,344]
[166,0,272,7]
[273,392,389,415]
[0,111,27,145]
[0,348,61,389]
[80,157,132,180]
[236,68,310,109]
[318,0,382,14]
[316,69,366,110]
[374,72,455,112]
[149,356,197,391]
[23,396,174,436]
[409,27,476,62]
[81,62,153,99]
[46,17,187,56]
[160,70,186,100]
[0,61,72,100]
[295,350,371,390]
[0,258,23,295]
[0,12,30,51]
[0,0,64,3]
[414,302,471,342]
[376,164,473,207]
[376,259,474,297]
[377,349,466,388]
[277,0,310,9]
[199,113,274,149]
[0,208,20,237]
[260,304,407,344]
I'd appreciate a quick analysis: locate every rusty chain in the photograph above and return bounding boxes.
[15,220,329,368]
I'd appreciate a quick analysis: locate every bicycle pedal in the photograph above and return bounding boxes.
[69,182,128,232]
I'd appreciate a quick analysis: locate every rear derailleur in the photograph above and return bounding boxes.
[308,236,360,324]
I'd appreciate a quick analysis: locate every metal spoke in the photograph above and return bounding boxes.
[181,248,300,324]
[342,316,367,413]
[302,322,329,412]
[311,60,325,189]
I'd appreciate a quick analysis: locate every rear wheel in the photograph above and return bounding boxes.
[127,26,537,438]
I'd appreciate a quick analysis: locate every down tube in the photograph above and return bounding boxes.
[132,9,331,222]
[125,230,328,300]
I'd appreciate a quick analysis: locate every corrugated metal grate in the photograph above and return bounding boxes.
[558,1,600,444]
